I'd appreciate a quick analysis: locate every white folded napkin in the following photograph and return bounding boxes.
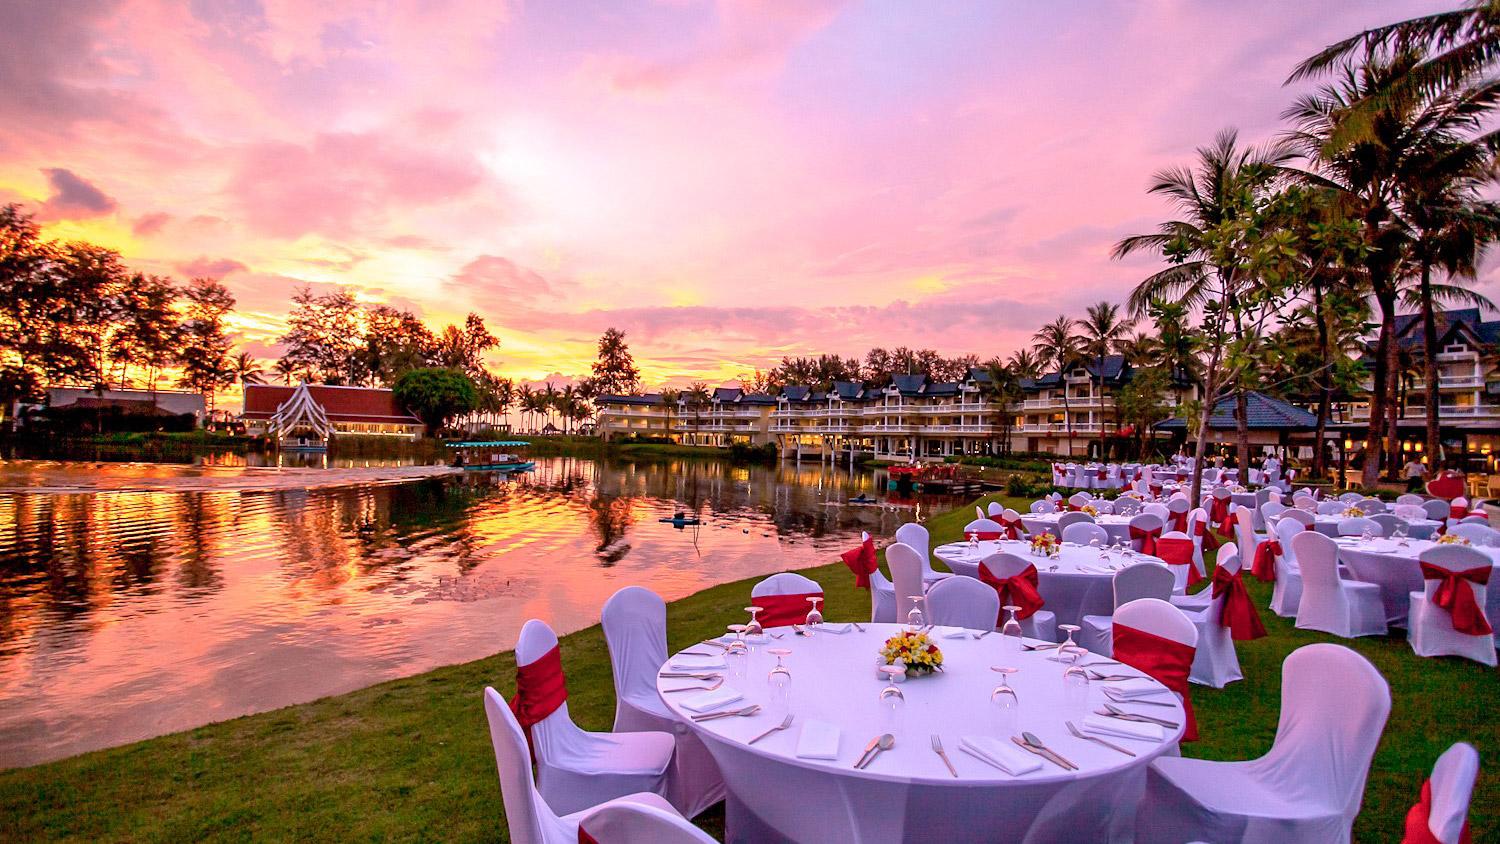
[937,626,970,639]
[795,720,840,759]
[1082,713,1164,741]
[817,622,853,634]
[1104,678,1170,700]
[680,687,743,713]
[959,736,1042,775]
[669,654,727,671]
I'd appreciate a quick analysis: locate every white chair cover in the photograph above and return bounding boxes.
[1338,492,1364,504]
[1407,545,1497,666]
[975,505,986,521]
[986,501,1004,517]
[1129,513,1165,554]
[1055,511,1095,533]
[1424,743,1480,844]
[1269,517,1305,619]
[576,800,717,844]
[963,517,1004,536]
[1460,514,1489,525]
[1357,497,1386,514]
[1394,504,1428,521]
[1277,507,1315,530]
[1336,517,1380,537]
[1260,501,1286,526]
[980,553,1057,642]
[1292,532,1387,638]
[855,532,897,623]
[483,687,679,844]
[1078,563,1176,656]
[1448,522,1500,545]
[886,542,928,624]
[925,575,1000,631]
[1030,499,1057,514]
[1396,493,1425,506]
[1179,548,1244,688]
[601,587,724,816]
[1317,500,1346,515]
[1068,492,1093,508]
[1231,504,1263,567]
[896,522,950,584]
[1423,499,1451,521]
[1368,513,1406,537]
[999,508,1028,538]
[1114,496,1142,515]
[1137,643,1390,844]
[1143,502,1170,520]
[1186,507,1211,575]
[1062,522,1109,546]
[1172,544,1237,613]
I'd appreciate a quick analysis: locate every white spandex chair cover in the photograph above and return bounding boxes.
[1421,743,1480,844]
[1269,517,1305,619]
[1357,497,1386,514]
[974,505,986,521]
[1114,496,1143,515]
[896,522,950,585]
[1172,545,1238,613]
[924,575,1000,631]
[1179,547,1244,688]
[1260,501,1286,528]
[1069,491,1093,508]
[1061,522,1109,546]
[1136,643,1390,844]
[1292,532,1387,638]
[1142,502,1171,520]
[482,687,679,844]
[1337,517,1380,537]
[1186,507,1211,575]
[751,572,823,628]
[998,508,1029,539]
[1368,513,1406,538]
[980,553,1057,642]
[1396,493,1425,506]
[1231,505,1263,567]
[1030,498,1057,514]
[1394,504,1428,521]
[600,587,724,816]
[1448,522,1500,545]
[1128,513,1166,554]
[516,620,675,816]
[1055,511,1094,533]
[1317,500,1346,515]
[986,501,1004,517]
[1338,492,1364,504]
[576,800,717,844]
[1423,499,1452,521]
[963,517,1004,536]
[1460,513,1489,525]
[1277,508,1315,530]
[856,532,897,623]
[1408,545,1497,666]
[1078,563,1176,656]
[886,542,928,623]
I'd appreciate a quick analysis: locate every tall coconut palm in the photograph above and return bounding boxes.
[1079,301,1136,459]
[273,356,298,385]
[981,358,1022,456]
[1033,315,1081,453]
[1006,348,1043,380]
[517,384,536,432]
[232,352,266,385]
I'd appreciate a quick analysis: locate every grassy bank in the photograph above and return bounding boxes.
[0,495,1493,841]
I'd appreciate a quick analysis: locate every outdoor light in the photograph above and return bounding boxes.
[1402,441,1411,452]
[1414,442,1423,452]
[1343,439,1353,450]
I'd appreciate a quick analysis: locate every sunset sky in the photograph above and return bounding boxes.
[1,0,1468,391]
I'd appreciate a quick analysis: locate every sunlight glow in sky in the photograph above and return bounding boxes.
[0,0,1459,388]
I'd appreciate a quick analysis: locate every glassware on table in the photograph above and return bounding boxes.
[878,664,907,735]
[1090,536,1103,558]
[767,647,792,686]
[1000,605,1024,655]
[725,625,749,686]
[906,596,926,629]
[745,606,764,638]
[1361,525,1374,542]
[989,666,1020,735]
[1058,624,1081,652]
[805,596,824,628]
[968,532,980,552]
[1394,523,1409,545]
[1062,661,1090,717]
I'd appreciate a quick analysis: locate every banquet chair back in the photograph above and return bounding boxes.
[1460,513,1489,524]
[577,801,717,844]
[925,575,1000,631]
[1396,493,1425,506]
[1114,563,1175,608]
[751,572,824,628]
[1423,499,1451,522]
[861,532,897,624]
[1056,511,1094,531]
[1270,516,1306,618]
[1261,501,1286,524]
[1030,499,1056,514]
[895,522,931,563]
[601,587,668,730]
[1142,502,1170,520]
[975,505,986,521]
[1449,523,1496,545]
[1339,492,1364,504]
[483,686,562,844]
[1114,496,1142,515]
[1278,507,1314,529]
[885,543,927,623]
[1062,522,1109,546]
[1167,497,1191,529]
[1216,542,1242,577]
[1068,492,1093,509]
[1409,545,1496,665]
[1275,518,1304,563]
[998,508,1027,539]
[1111,599,1198,737]
[1317,500,1346,515]
[963,518,1004,540]
[1092,499,1115,515]
[987,501,1004,517]
[1292,532,1388,638]
[1368,514,1405,538]
[980,552,1058,641]
[1156,530,1197,591]
[1129,513,1165,554]
[1357,497,1386,514]
[1419,743,1480,844]
[1113,597,1198,646]
[1337,517,1380,537]
[1394,504,1427,521]
[1293,495,1318,511]
[1230,506,1259,567]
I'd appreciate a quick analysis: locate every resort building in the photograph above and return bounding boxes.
[594,394,674,440]
[673,388,778,447]
[241,384,424,444]
[31,387,207,423]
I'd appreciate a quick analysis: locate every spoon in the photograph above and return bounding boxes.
[691,704,762,722]
[1022,731,1077,770]
[747,713,795,745]
[858,734,895,769]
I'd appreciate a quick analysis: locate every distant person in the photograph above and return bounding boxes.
[1403,457,1429,493]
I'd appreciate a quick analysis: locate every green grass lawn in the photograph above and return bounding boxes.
[0,494,1493,841]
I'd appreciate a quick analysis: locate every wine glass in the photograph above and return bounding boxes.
[805,596,824,628]
[877,664,906,734]
[1000,605,1024,655]
[906,595,926,629]
[1394,522,1409,545]
[1361,524,1375,543]
[1062,662,1090,717]
[989,666,1020,736]
[745,606,764,638]
[725,625,748,686]
[767,647,792,685]
[968,531,979,552]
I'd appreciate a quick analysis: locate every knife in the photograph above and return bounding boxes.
[1010,736,1071,770]
[853,735,880,769]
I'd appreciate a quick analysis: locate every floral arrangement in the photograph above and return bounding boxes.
[1079,504,1099,517]
[1231,485,1248,494]
[1438,533,1471,546]
[1029,532,1061,556]
[1342,506,1366,518]
[880,630,943,676]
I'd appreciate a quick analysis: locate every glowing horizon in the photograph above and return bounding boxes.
[0,1,1468,393]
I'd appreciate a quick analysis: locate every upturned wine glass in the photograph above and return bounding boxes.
[878,664,906,734]
[989,666,1020,735]
[1062,662,1090,717]
[906,595,926,629]
[1000,605,1023,655]
[805,596,824,628]
[745,606,764,638]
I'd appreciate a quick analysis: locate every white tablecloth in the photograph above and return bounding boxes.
[1022,514,1137,543]
[934,540,1167,626]
[1307,516,1441,540]
[1335,537,1500,629]
[660,624,1183,843]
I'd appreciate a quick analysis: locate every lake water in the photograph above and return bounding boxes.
[0,455,950,768]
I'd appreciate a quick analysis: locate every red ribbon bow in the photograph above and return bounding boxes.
[510,644,569,761]
[1212,567,1267,640]
[753,591,824,629]
[1112,624,1197,741]
[1193,517,1222,552]
[1097,468,1107,480]
[978,563,1045,623]
[1450,504,1470,521]
[1251,539,1281,583]
[1156,536,1204,586]
[1207,496,1231,535]
[1402,778,1472,844]
[970,530,1002,540]
[1129,524,1161,556]
[1420,562,1494,637]
[1168,509,1189,534]
[999,516,1026,540]
[839,537,879,589]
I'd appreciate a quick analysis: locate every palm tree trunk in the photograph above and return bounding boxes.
[1384,311,1404,482]
[1096,364,1106,460]
[1312,282,1332,481]
[1420,260,1442,469]
[1362,288,1397,488]
[1234,391,1250,479]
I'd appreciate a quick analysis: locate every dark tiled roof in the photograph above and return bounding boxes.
[712,387,742,403]
[781,385,812,402]
[925,381,960,397]
[966,367,994,383]
[831,380,867,400]
[1388,308,1498,354]
[740,392,778,406]
[594,393,666,407]
[1155,391,1316,431]
[891,373,927,395]
[1024,354,1137,392]
[243,385,421,424]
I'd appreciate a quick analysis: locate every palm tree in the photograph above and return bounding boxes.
[1033,315,1081,453]
[559,384,579,435]
[273,356,298,385]
[1079,301,1136,459]
[495,377,515,431]
[232,352,266,385]
[517,384,536,432]
[541,382,559,432]
[981,359,1022,456]
[1006,348,1042,380]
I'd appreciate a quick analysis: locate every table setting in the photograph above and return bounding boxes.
[1022,512,1138,543]
[1302,514,1442,540]
[1334,534,1500,628]
[657,619,1185,843]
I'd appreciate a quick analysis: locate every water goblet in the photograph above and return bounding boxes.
[1062,661,1091,717]
[1057,624,1081,653]
[989,666,1020,735]
[725,625,748,686]
[1000,605,1024,655]
[1361,525,1374,543]
[906,596,926,630]
[805,596,824,629]
[745,606,764,638]
[1090,536,1103,558]
[968,532,980,552]
[767,647,792,686]
[877,664,907,735]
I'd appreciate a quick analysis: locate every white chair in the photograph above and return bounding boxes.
[601,588,723,817]
[925,575,1000,631]
[1409,743,1480,844]
[1356,497,1386,514]
[1030,499,1056,514]
[1142,502,1170,520]
[1186,507,1213,576]
[886,542,928,624]
[512,620,675,816]
[1293,494,1318,511]
[1269,517,1305,619]
[1172,544,1239,613]
[482,687,681,844]
[1260,501,1286,528]
[1292,532,1387,638]
[895,522,950,585]
[974,504,987,521]
[1111,598,1199,740]
[979,553,1057,642]
[1336,517,1380,537]
[1408,545,1496,666]
[1113,496,1142,516]
[1368,513,1405,538]
[963,517,1005,539]
[1178,549,1245,688]
[751,571,823,629]
[1448,522,1500,546]
[577,800,717,843]
[1338,492,1364,504]
[1396,493,1425,506]
[1231,505,1264,569]
[1136,644,1390,844]
[1155,529,1198,592]
[1092,499,1115,515]
[997,508,1028,539]
[1423,498,1452,521]
[1069,491,1093,509]
[1317,500,1346,515]
[1460,513,1489,525]
[849,531,897,623]
[1056,511,1094,532]
[1061,521,1109,546]
[1394,503,1428,521]
[1277,507,1315,531]
[1128,512,1165,554]
[986,501,1004,517]
[1078,563,1176,656]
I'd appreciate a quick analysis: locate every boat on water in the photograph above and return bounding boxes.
[444,440,536,473]
[659,510,702,526]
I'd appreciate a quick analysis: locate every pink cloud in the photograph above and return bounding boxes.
[175,256,249,278]
[36,168,117,220]
[132,211,172,236]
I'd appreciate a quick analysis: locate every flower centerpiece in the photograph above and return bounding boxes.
[1029,532,1060,557]
[879,630,943,677]
[1439,533,1471,546]
[1342,506,1366,518]
[1231,485,1248,494]
[1079,504,1099,517]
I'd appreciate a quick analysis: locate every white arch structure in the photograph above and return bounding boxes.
[266,383,335,443]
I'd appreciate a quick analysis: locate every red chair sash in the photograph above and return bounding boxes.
[1450,504,1470,520]
[1211,568,1267,640]
[1207,496,1230,527]
[1402,778,1472,844]
[754,591,823,628]
[1420,562,1494,637]
[1155,537,1204,586]
[1251,539,1281,583]
[978,563,1045,622]
[840,537,879,589]
[1193,518,1221,552]
[510,644,569,760]
[1097,468,1107,480]
[1215,504,1238,539]
[1129,524,1161,556]
[1168,509,1189,534]
[1112,624,1197,741]
[972,530,1002,541]
[579,827,599,844]
[999,516,1026,540]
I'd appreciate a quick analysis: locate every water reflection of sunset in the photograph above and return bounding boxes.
[0,456,940,767]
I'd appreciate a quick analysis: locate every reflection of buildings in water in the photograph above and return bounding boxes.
[587,493,636,565]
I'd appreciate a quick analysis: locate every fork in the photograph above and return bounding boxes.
[658,672,721,680]
[1102,688,1176,708]
[691,705,761,722]
[663,678,724,694]
[1066,720,1135,757]
[748,713,795,745]
[1097,707,1179,729]
[930,734,958,777]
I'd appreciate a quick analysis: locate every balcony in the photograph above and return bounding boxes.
[1348,404,1500,420]
[1408,375,1484,390]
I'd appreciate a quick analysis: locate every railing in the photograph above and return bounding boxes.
[1408,375,1484,389]
[1347,404,1500,420]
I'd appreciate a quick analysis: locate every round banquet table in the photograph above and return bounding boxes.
[1303,515,1441,540]
[1022,513,1137,543]
[933,540,1170,626]
[660,623,1184,843]
[1335,537,1500,630]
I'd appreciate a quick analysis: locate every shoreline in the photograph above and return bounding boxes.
[0,460,462,494]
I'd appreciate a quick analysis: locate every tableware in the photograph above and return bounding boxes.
[748,713,795,745]
[1060,624,1086,653]
[1083,713,1164,741]
[856,734,894,769]
[793,625,811,637]
[852,621,866,633]
[930,734,958,777]
[1000,605,1023,655]
[767,648,792,687]
[906,595,926,629]
[1067,720,1135,757]
[745,606,764,637]
[795,720,840,760]
[853,735,881,768]
[1099,704,1178,729]
[1102,687,1174,707]
[698,639,730,649]
[690,704,761,721]
[1022,731,1077,770]
[989,666,1019,736]
[1085,671,1137,682]
[1010,735,1070,770]
[658,671,721,680]
[681,686,745,713]
[971,629,992,639]
[805,596,824,628]
[669,653,727,670]
[958,735,1042,775]
[877,665,907,734]
[664,678,724,694]
[1062,659,1090,718]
